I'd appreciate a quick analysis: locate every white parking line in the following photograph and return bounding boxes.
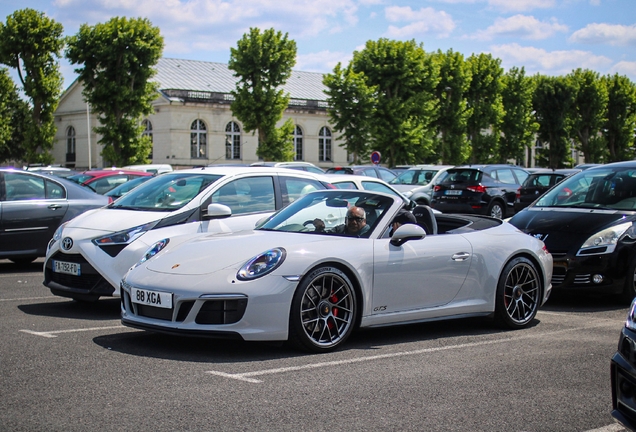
[206,321,619,384]
[0,296,55,302]
[20,325,124,338]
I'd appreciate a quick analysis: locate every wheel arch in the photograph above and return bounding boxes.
[301,260,365,330]
[502,252,546,300]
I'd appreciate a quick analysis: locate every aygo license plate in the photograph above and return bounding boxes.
[131,288,173,309]
[52,260,81,276]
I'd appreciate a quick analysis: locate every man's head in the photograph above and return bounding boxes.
[391,209,416,231]
[345,206,367,234]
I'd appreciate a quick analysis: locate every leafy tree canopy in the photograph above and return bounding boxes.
[229,27,297,161]
[66,16,163,166]
[0,8,64,164]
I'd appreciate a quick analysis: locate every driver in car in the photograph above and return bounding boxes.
[313,206,370,237]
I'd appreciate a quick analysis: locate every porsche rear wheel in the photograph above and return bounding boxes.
[494,257,541,329]
[288,266,357,353]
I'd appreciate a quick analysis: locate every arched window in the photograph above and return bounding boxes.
[66,126,76,154]
[293,125,303,161]
[225,121,241,160]
[318,126,332,162]
[190,119,207,159]
[142,119,153,159]
[66,126,76,163]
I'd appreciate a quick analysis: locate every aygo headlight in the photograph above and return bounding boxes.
[237,248,286,281]
[92,221,158,246]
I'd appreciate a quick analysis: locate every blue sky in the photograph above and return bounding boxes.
[0,0,635,89]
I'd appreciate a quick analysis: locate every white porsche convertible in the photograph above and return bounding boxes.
[121,189,552,353]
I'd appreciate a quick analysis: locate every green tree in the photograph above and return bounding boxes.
[323,63,377,163]
[66,16,163,166]
[532,74,575,168]
[567,69,608,163]
[349,38,439,168]
[465,53,504,163]
[0,8,64,164]
[229,27,297,162]
[500,67,538,165]
[430,49,471,165]
[602,73,636,162]
[0,68,29,163]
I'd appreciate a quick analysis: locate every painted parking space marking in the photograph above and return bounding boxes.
[0,296,56,302]
[206,320,620,384]
[20,325,124,338]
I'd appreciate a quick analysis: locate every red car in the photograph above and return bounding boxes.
[68,169,153,194]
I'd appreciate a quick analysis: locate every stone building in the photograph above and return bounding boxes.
[52,58,347,170]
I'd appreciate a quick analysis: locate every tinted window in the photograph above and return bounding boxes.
[377,167,397,182]
[333,181,358,190]
[512,168,529,184]
[212,176,275,215]
[114,173,222,211]
[361,181,399,196]
[45,180,66,199]
[280,176,326,206]
[443,169,481,183]
[4,173,46,201]
[493,169,516,184]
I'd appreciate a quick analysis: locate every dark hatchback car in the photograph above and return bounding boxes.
[611,299,636,430]
[431,165,529,219]
[325,165,397,183]
[508,161,636,299]
[0,168,109,264]
[514,168,581,212]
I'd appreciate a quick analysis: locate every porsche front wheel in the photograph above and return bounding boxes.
[288,266,357,353]
[494,257,541,329]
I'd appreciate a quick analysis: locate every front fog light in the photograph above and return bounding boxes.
[592,274,604,284]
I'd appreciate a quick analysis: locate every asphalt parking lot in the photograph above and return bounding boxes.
[0,258,631,432]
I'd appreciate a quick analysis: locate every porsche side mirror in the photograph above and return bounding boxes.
[390,224,426,247]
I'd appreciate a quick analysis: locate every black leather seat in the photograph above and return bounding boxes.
[412,205,437,235]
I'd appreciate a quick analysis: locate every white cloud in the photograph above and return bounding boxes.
[384,6,455,38]
[486,0,555,13]
[610,61,636,80]
[569,23,636,46]
[296,50,352,73]
[53,0,360,43]
[472,14,568,40]
[489,43,613,76]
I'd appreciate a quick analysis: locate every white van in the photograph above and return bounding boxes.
[122,164,173,174]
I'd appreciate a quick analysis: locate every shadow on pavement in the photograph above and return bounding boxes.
[18,297,120,321]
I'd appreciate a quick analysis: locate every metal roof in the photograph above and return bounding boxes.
[153,58,328,102]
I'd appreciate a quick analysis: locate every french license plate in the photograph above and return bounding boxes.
[445,189,462,195]
[131,288,173,309]
[52,260,80,276]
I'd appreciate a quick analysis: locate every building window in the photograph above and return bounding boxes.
[191,119,207,159]
[142,119,153,159]
[225,121,241,160]
[319,126,332,162]
[293,125,303,161]
[66,126,76,163]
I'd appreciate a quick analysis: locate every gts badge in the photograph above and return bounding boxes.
[373,305,387,312]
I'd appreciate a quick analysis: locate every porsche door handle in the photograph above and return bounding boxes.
[48,204,63,210]
[451,252,471,261]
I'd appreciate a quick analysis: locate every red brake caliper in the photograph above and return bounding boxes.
[328,292,339,329]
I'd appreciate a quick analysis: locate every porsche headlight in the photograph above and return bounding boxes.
[626,298,636,332]
[132,238,170,269]
[92,221,158,246]
[237,248,286,281]
[577,222,633,256]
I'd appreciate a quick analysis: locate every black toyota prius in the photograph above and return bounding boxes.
[508,161,636,301]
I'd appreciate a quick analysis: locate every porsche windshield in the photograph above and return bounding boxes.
[259,190,396,237]
[109,173,222,211]
[534,167,636,211]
